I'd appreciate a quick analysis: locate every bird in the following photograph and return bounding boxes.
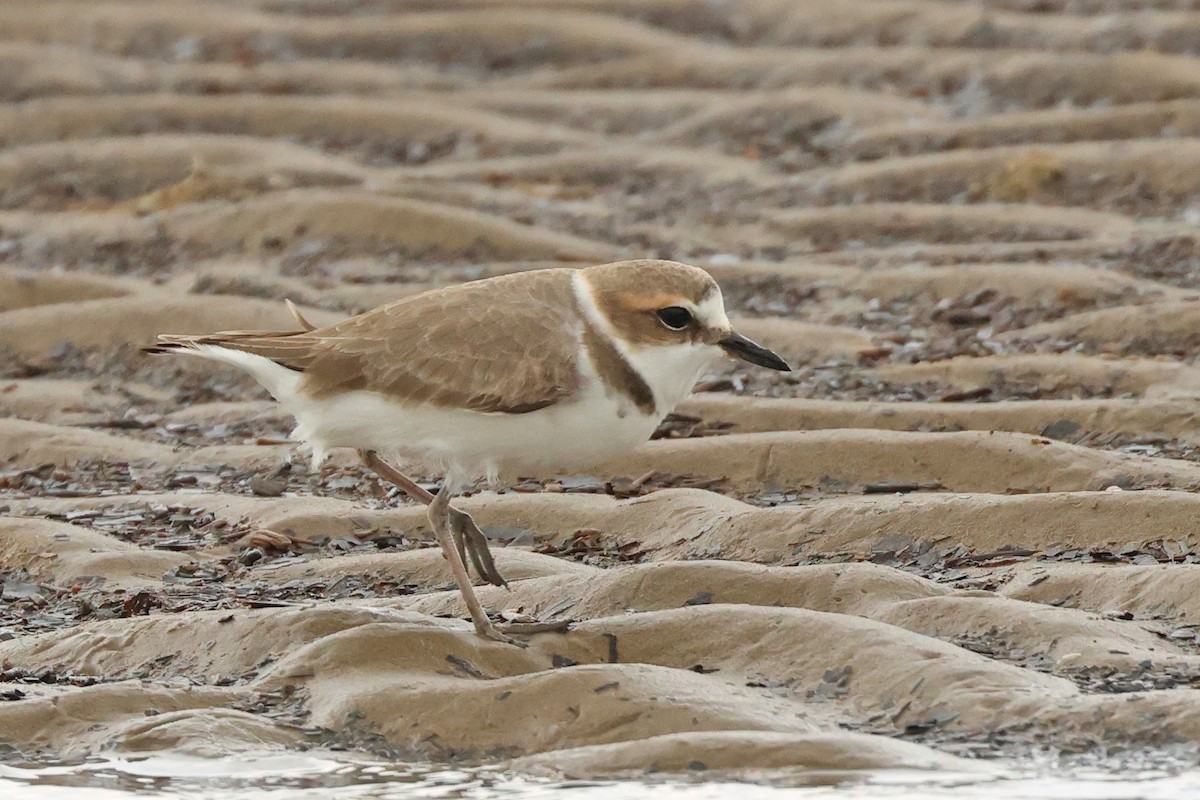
[144,259,790,644]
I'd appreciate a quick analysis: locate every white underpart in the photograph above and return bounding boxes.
[175,278,723,484]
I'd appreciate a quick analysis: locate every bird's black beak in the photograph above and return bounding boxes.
[718,331,791,371]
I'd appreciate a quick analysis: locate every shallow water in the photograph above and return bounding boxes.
[2,755,1199,800]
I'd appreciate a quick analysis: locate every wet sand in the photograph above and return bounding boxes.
[3,0,1200,785]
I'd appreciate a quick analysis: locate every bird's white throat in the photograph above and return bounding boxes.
[622,340,719,416]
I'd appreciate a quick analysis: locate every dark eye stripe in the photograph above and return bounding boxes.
[655,306,692,330]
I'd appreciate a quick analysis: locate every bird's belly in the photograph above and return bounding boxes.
[289,387,660,479]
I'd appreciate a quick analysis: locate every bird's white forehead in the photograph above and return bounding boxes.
[693,286,731,332]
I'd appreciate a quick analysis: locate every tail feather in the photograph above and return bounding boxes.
[285,299,318,331]
[142,329,315,370]
[142,297,325,369]
[144,338,307,401]
[142,299,329,399]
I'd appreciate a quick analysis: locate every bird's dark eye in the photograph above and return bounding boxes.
[655,306,693,330]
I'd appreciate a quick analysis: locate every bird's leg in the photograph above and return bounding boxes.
[360,451,569,638]
[427,483,521,646]
[358,450,507,587]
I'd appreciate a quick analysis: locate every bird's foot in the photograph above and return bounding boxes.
[475,620,526,647]
[498,619,573,635]
[449,507,508,588]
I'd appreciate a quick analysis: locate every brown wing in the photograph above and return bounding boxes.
[305,270,584,412]
[171,270,579,414]
[148,270,585,413]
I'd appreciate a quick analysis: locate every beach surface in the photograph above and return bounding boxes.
[3,0,1200,786]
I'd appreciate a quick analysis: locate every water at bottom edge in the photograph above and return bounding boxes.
[1,752,1199,800]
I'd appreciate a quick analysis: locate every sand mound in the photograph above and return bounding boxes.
[162,189,616,261]
[812,140,1200,215]
[509,730,975,779]
[768,203,1134,251]
[0,94,597,157]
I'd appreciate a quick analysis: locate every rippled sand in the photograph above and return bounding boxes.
[4,0,1200,785]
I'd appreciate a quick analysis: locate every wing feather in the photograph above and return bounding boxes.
[303,270,584,413]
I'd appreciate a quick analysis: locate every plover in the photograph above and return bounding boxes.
[145,259,790,643]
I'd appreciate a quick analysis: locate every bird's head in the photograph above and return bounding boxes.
[580,259,791,372]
